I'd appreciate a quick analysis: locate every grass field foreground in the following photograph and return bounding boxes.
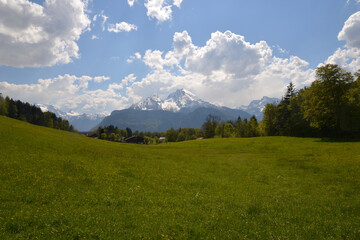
[1,116,360,239]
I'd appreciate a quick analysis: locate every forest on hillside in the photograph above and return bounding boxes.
[0,95,74,132]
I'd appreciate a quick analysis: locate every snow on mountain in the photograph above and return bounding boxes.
[239,96,280,120]
[131,94,163,111]
[36,103,68,119]
[130,89,216,113]
[35,104,108,131]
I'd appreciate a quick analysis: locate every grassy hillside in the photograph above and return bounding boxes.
[1,116,360,239]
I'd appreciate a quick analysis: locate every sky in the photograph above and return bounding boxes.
[0,0,360,114]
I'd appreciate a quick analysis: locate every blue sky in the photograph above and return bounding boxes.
[0,0,360,114]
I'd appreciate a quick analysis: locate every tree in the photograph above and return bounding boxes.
[223,122,235,137]
[109,133,116,141]
[0,93,8,116]
[277,82,296,136]
[247,116,259,137]
[100,133,107,140]
[201,114,219,138]
[215,121,225,137]
[7,99,18,119]
[126,127,132,137]
[165,128,178,142]
[177,131,186,142]
[262,103,278,136]
[303,64,354,137]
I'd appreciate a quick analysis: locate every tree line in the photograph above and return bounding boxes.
[263,64,360,138]
[0,94,75,132]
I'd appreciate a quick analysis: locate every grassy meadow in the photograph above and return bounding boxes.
[0,115,360,239]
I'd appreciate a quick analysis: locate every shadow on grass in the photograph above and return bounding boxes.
[316,138,360,143]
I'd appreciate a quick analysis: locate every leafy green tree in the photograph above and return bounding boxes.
[303,64,354,137]
[109,133,116,141]
[247,116,259,137]
[177,132,186,142]
[153,136,161,144]
[7,99,18,119]
[215,121,225,137]
[201,114,219,138]
[165,128,178,142]
[262,104,278,136]
[0,93,8,116]
[126,127,132,137]
[100,133,107,140]
[223,122,234,137]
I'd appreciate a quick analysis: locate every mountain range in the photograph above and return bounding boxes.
[36,104,108,132]
[36,89,280,132]
[98,89,251,132]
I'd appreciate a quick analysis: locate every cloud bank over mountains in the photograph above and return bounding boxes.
[0,1,359,115]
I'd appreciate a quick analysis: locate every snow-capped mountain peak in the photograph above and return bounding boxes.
[239,96,280,120]
[131,94,163,111]
[130,89,216,113]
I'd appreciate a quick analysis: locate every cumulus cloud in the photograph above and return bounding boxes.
[144,0,182,23]
[326,11,360,73]
[0,0,91,68]
[338,11,360,49]
[184,31,272,78]
[108,22,138,33]
[325,47,360,73]
[0,74,129,114]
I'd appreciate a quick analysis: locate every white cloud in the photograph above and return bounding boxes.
[108,22,138,33]
[338,11,360,49]
[173,0,183,8]
[143,50,178,69]
[94,76,110,83]
[326,11,360,73]
[325,47,360,73]
[0,74,129,114]
[128,0,136,7]
[184,31,272,78]
[91,35,99,40]
[109,74,137,91]
[0,0,91,68]
[144,0,176,23]
[127,52,142,63]
[92,11,108,31]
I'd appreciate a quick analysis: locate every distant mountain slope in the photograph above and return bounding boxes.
[98,89,251,132]
[36,104,107,132]
[98,107,251,132]
[239,96,280,120]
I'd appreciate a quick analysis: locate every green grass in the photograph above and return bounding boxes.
[1,116,360,239]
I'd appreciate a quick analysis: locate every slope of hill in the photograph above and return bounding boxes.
[1,116,360,239]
